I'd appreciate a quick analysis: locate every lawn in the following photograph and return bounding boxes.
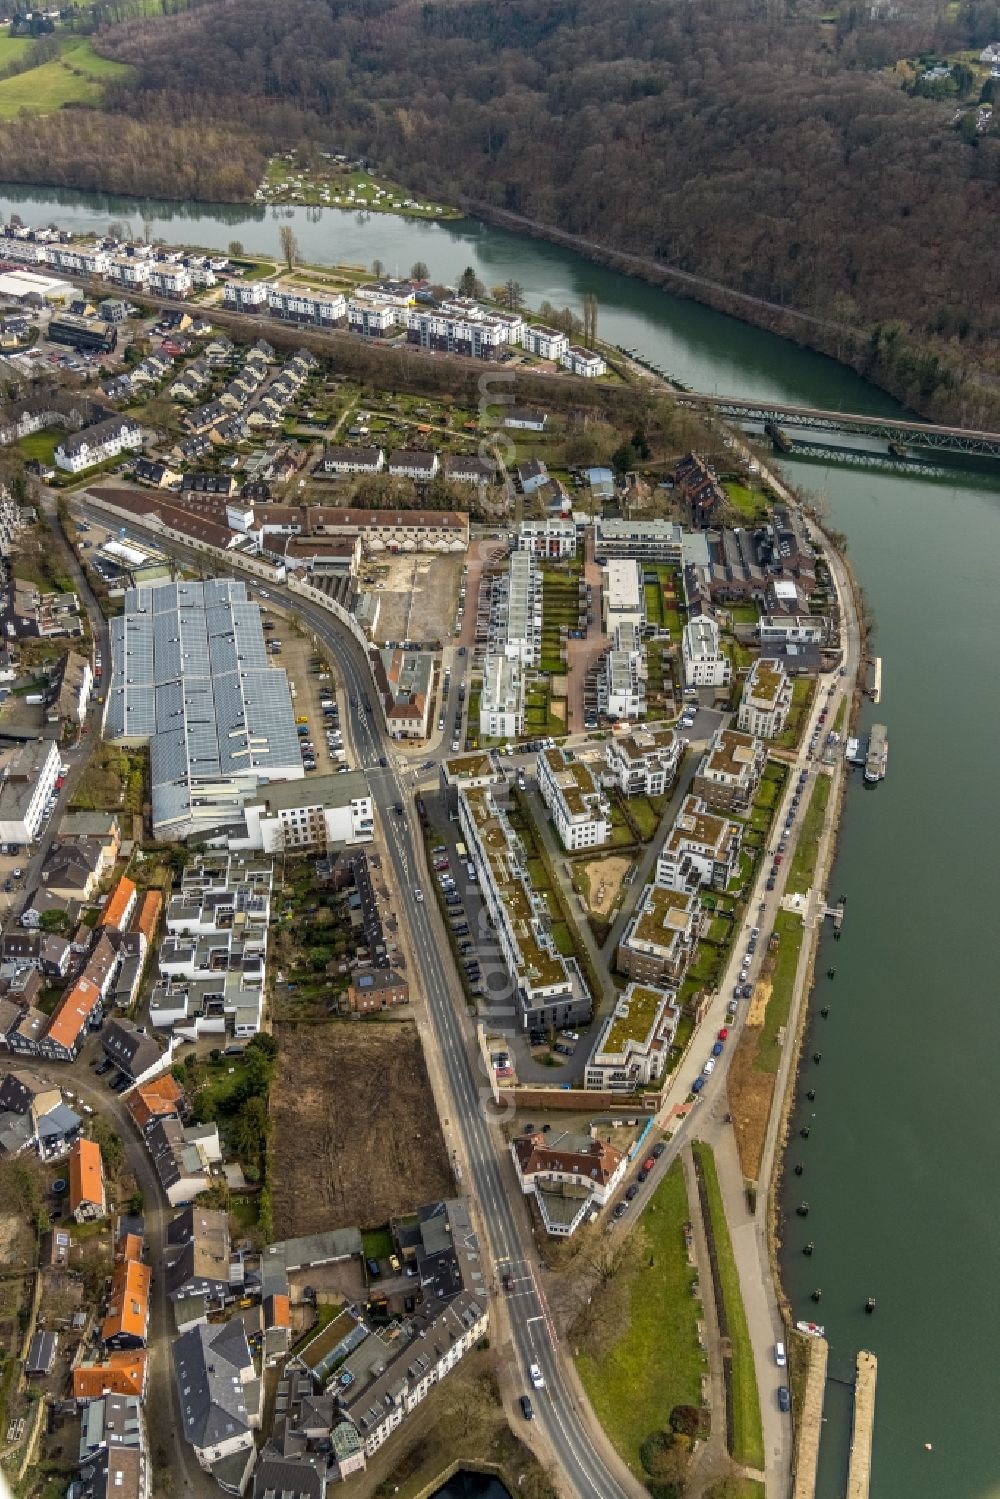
[576,1161,706,1475]
[625,794,663,842]
[723,480,768,521]
[16,429,60,465]
[756,909,804,1075]
[705,1481,765,1499]
[775,677,816,751]
[362,1226,394,1261]
[693,1143,764,1472]
[784,774,832,896]
[0,40,131,118]
[0,34,34,66]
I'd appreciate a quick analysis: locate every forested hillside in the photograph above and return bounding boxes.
[3,0,1000,417]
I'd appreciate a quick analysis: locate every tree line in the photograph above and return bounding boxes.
[2,0,999,417]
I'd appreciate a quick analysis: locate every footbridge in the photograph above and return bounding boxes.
[677,392,1000,457]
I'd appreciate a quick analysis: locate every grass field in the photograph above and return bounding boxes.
[756,909,804,1074]
[0,33,34,66]
[0,40,131,118]
[693,1143,764,1472]
[16,429,60,465]
[576,1161,706,1476]
[785,774,832,896]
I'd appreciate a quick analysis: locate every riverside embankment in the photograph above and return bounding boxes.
[4,182,1000,1498]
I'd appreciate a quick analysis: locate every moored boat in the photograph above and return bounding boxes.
[795,1319,826,1338]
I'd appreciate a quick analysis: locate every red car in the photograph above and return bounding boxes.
[774,854,783,865]
[642,1156,655,1173]
[718,1027,728,1041]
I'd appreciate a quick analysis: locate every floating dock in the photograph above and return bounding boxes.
[791,1335,828,1499]
[846,1350,878,1499]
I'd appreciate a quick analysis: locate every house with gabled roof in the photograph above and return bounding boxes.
[69,1137,106,1222]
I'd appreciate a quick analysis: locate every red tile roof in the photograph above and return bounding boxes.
[68,1138,105,1215]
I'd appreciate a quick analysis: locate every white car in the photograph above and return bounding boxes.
[413,888,424,902]
[703,1058,716,1076]
[529,1363,545,1389]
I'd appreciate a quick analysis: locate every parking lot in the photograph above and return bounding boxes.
[422,786,591,1085]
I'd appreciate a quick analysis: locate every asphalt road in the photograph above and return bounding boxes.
[66,498,641,1499]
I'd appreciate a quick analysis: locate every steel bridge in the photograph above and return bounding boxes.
[677,393,1000,457]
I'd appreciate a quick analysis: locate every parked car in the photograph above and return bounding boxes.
[778,1386,791,1413]
[520,1396,534,1421]
[703,1058,716,1076]
[626,1183,640,1201]
[691,1076,706,1095]
[712,1041,723,1057]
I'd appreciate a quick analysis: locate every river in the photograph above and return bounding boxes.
[4,183,998,1499]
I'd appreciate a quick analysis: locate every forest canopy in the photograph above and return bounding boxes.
[2,0,999,409]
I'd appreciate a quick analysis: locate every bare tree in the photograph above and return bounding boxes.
[279,225,299,273]
[228,239,244,258]
[410,259,428,280]
[371,257,384,278]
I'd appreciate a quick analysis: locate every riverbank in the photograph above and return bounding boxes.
[454,199,1000,432]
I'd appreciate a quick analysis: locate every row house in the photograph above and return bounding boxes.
[616,885,703,987]
[536,746,610,853]
[655,794,742,893]
[443,453,495,486]
[605,724,681,797]
[102,1232,152,1351]
[107,257,151,290]
[459,784,592,1031]
[675,452,725,529]
[318,445,385,476]
[758,614,829,647]
[693,726,767,815]
[387,449,438,482]
[737,657,793,739]
[55,416,143,475]
[584,982,681,1092]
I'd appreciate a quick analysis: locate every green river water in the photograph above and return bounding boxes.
[2,184,997,1498]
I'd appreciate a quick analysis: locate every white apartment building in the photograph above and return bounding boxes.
[107,257,151,289]
[148,265,193,297]
[501,549,541,665]
[616,885,702,987]
[605,724,681,796]
[237,772,374,853]
[0,739,61,843]
[560,345,607,378]
[693,726,766,814]
[347,299,399,336]
[604,622,646,719]
[479,654,525,739]
[406,302,521,359]
[759,614,829,646]
[319,446,385,476]
[511,1130,627,1235]
[459,785,592,1030]
[584,982,681,1091]
[682,614,732,689]
[521,324,570,360]
[738,657,793,739]
[517,517,576,559]
[655,794,742,893]
[536,747,610,852]
[603,557,645,633]
[48,244,112,278]
[55,416,143,474]
[387,449,439,481]
[594,517,711,568]
[268,281,347,326]
[223,280,269,310]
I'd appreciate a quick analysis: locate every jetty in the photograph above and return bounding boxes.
[791,1335,828,1499]
[846,1350,878,1499]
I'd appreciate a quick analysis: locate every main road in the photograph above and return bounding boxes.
[67,495,642,1499]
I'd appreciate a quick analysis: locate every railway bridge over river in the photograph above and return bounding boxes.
[676,392,1000,457]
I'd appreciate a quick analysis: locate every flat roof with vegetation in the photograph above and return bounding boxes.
[600,982,673,1054]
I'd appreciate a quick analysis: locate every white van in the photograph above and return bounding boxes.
[774,1341,786,1367]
